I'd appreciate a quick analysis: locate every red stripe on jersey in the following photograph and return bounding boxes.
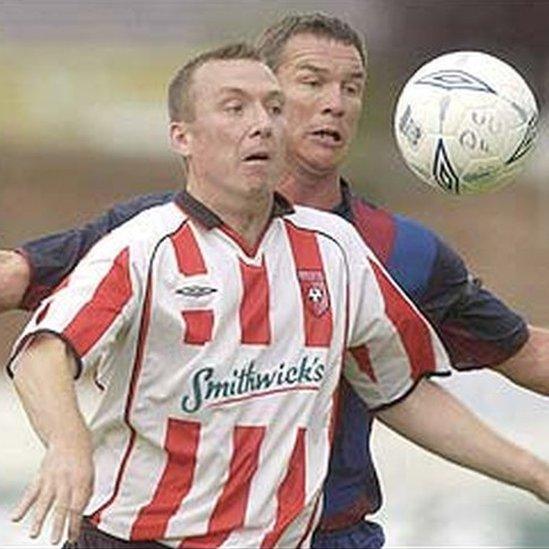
[219,223,267,259]
[349,346,378,382]
[369,259,436,378]
[260,428,306,549]
[171,223,207,276]
[284,222,333,347]
[130,419,201,540]
[90,263,154,526]
[182,310,214,344]
[63,247,132,357]
[239,258,271,345]
[180,426,265,548]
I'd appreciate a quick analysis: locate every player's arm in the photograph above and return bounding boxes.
[376,378,549,503]
[0,250,30,312]
[0,191,173,311]
[7,225,143,543]
[493,325,549,395]
[345,233,549,503]
[419,231,549,395]
[11,335,93,544]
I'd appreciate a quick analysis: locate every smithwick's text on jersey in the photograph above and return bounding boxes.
[181,355,326,413]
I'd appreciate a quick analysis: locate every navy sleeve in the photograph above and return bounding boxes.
[421,237,529,370]
[19,191,175,310]
[349,196,529,371]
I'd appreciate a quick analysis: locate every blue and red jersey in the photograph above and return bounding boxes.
[317,181,528,538]
[18,179,528,546]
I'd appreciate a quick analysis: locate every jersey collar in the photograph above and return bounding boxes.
[173,189,294,230]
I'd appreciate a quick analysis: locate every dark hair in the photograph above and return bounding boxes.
[256,12,366,71]
[168,42,262,122]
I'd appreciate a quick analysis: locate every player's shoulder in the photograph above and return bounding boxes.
[88,199,188,261]
[347,188,469,299]
[348,190,443,259]
[393,212,440,245]
[289,204,365,241]
[116,190,175,211]
[287,205,379,264]
[351,191,438,239]
[111,200,184,237]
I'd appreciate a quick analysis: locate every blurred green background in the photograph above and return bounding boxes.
[1,1,549,546]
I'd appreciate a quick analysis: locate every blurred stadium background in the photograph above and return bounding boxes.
[1,1,549,546]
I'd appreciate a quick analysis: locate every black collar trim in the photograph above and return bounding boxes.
[173,189,294,230]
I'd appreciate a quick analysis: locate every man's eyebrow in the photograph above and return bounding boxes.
[295,63,328,76]
[347,70,366,81]
[295,63,365,80]
[218,87,246,96]
[217,87,285,106]
[265,90,285,103]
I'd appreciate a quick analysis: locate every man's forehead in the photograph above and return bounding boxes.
[278,33,364,74]
[193,59,280,93]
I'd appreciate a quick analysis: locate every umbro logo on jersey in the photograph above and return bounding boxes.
[176,285,218,298]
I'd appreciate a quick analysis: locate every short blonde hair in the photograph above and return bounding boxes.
[167,42,262,122]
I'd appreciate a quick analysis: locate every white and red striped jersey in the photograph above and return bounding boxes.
[9,191,450,547]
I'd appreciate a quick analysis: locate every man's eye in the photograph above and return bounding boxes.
[269,104,283,115]
[301,78,321,88]
[225,103,243,114]
[344,83,362,96]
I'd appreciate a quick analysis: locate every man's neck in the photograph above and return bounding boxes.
[186,179,274,249]
[277,167,342,211]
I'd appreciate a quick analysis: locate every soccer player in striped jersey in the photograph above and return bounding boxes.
[7,42,455,548]
[2,14,549,549]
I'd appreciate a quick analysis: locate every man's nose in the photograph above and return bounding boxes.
[249,104,273,138]
[321,83,345,118]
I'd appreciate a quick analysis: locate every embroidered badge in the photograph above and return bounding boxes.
[297,270,330,317]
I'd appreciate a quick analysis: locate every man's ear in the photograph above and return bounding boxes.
[170,121,192,157]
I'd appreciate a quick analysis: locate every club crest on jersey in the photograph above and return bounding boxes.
[297,269,330,317]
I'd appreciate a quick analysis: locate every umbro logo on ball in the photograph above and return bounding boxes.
[415,69,496,94]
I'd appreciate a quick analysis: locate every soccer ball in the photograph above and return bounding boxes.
[393,51,538,194]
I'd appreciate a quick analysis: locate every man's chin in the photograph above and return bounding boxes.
[302,157,342,177]
[297,146,346,176]
[239,177,277,199]
[241,168,283,192]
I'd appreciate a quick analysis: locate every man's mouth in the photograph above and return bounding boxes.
[242,151,271,163]
[310,128,343,146]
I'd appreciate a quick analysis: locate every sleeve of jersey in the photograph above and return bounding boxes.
[344,236,451,411]
[422,238,529,370]
[7,233,143,380]
[18,191,173,311]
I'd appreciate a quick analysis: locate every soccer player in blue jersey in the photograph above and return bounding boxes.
[1,13,549,548]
